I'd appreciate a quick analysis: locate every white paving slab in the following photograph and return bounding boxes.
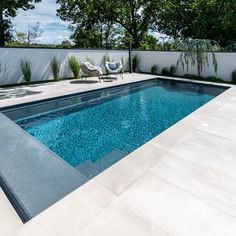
[119,172,236,236]
[79,200,169,236]
[0,189,23,236]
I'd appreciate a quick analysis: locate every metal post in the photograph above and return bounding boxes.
[129,42,133,73]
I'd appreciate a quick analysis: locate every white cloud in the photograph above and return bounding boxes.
[12,0,72,44]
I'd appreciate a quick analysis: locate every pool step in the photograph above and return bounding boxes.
[76,150,128,179]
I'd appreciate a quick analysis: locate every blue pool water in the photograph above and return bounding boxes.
[17,79,226,178]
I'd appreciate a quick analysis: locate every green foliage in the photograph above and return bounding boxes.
[71,28,101,49]
[206,76,224,83]
[71,23,123,49]
[102,54,112,68]
[0,0,41,46]
[151,65,159,75]
[61,40,72,48]
[132,55,139,72]
[57,0,159,49]
[161,67,171,76]
[121,57,125,73]
[155,0,236,47]
[177,39,218,77]
[0,60,7,75]
[170,65,177,76]
[184,74,224,83]
[68,56,80,78]
[183,74,205,81]
[21,60,32,84]
[51,57,61,81]
[232,71,236,84]
[140,34,158,50]
[132,54,140,73]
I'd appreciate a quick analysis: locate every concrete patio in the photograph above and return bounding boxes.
[1,73,236,236]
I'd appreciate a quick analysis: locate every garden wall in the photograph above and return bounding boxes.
[0,48,129,85]
[135,51,236,82]
[0,48,236,85]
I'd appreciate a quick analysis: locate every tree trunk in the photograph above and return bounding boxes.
[131,31,141,49]
[0,10,5,47]
[132,39,140,49]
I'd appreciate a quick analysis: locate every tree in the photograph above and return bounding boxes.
[14,22,42,46]
[155,0,236,47]
[140,34,158,50]
[177,39,218,77]
[16,32,27,44]
[71,23,124,49]
[27,22,43,45]
[0,0,41,46]
[60,40,72,48]
[57,0,159,49]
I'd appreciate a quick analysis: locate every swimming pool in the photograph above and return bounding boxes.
[14,79,226,179]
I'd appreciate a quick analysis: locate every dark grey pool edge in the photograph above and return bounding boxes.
[0,172,31,222]
[0,113,88,223]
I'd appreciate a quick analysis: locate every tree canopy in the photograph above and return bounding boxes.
[57,0,159,49]
[155,0,236,47]
[1,0,236,49]
[0,0,41,46]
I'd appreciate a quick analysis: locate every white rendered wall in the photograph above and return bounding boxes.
[0,48,129,85]
[135,51,236,82]
[0,48,236,85]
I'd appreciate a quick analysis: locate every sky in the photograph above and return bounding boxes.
[12,0,71,44]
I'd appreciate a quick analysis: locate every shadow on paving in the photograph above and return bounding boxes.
[0,89,42,100]
[70,80,99,84]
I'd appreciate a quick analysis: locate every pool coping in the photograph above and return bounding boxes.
[1,73,236,236]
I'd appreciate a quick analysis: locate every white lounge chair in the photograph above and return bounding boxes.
[105,61,124,79]
[81,62,103,83]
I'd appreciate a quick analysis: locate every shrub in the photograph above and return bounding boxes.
[183,74,205,80]
[101,54,112,70]
[51,57,61,81]
[68,56,80,78]
[161,67,171,76]
[232,70,236,84]
[206,76,224,83]
[0,60,7,75]
[151,65,159,75]
[121,57,125,73]
[132,54,140,72]
[177,39,218,77]
[21,60,32,84]
[170,65,177,76]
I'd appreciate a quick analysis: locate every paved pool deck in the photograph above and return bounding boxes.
[1,73,236,236]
